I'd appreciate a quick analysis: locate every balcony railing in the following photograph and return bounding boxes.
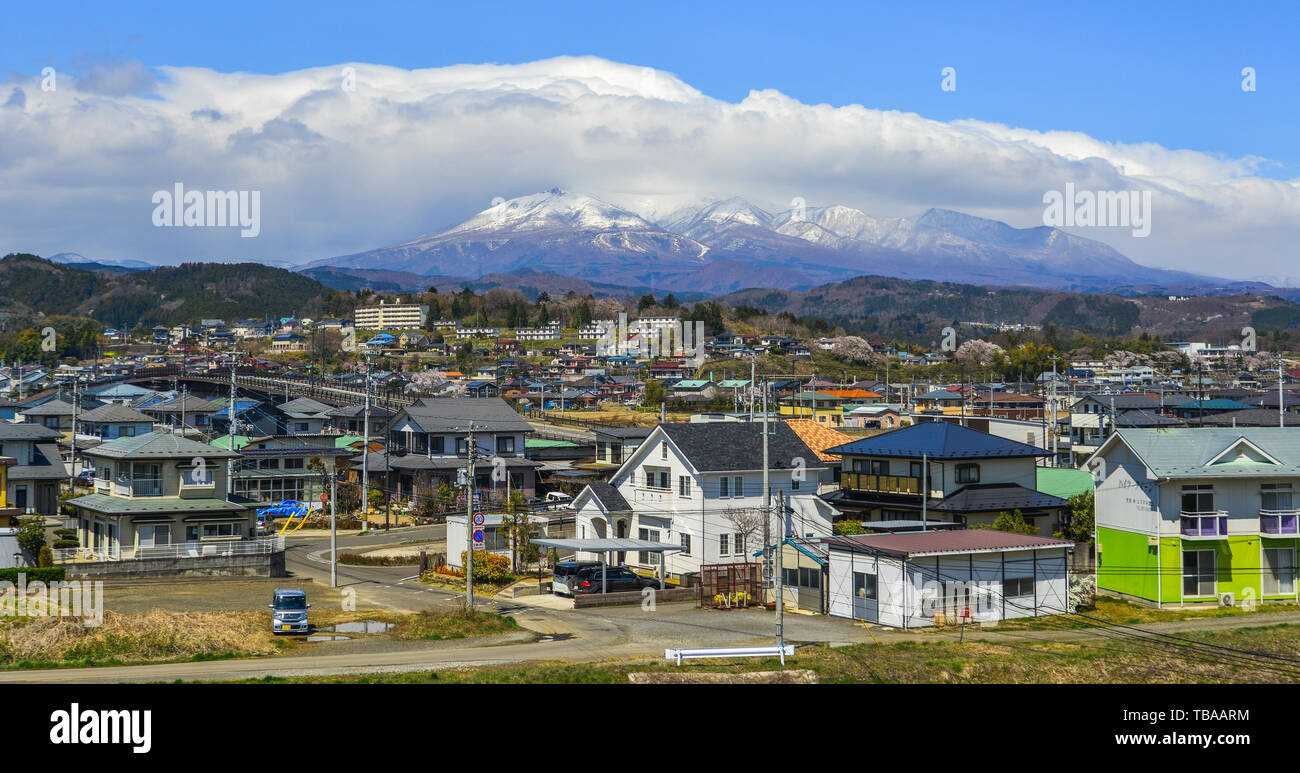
[1260,509,1300,535]
[53,536,285,564]
[1180,510,1229,537]
[842,472,923,496]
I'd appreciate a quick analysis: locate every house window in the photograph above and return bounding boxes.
[870,459,889,475]
[791,477,800,491]
[853,572,877,599]
[719,533,729,556]
[720,477,729,497]
[644,469,669,489]
[295,422,309,432]
[1005,577,1034,597]
[661,441,668,460]
[430,436,444,454]
[1261,483,1293,511]
[680,533,691,556]
[798,567,821,588]
[638,527,661,565]
[1182,550,1216,597]
[1181,484,1214,514]
[955,464,980,484]
[734,477,744,497]
[1264,548,1296,595]
[783,568,799,586]
[497,436,515,454]
[202,523,238,538]
[456,437,469,455]
[284,457,305,470]
[678,476,691,496]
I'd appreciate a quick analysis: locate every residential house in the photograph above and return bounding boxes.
[140,393,223,433]
[0,421,68,515]
[571,422,839,583]
[325,403,393,436]
[1090,428,1300,607]
[591,427,653,469]
[823,422,1069,538]
[78,404,156,440]
[779,391,846,426]
[826,529,1074,628]
[69,432,256,556]
[383,397,539,502]
[230,434,353,504]
[278,397,334,435]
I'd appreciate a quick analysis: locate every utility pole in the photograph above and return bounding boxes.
[1279,353,1286,428]
[921,451,928,531]
[362,350,372,520]
[330,472,338,587]
[465,421,476,610]
[775,487,785,655]
[227,355,239,488]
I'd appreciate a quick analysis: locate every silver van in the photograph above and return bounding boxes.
[268,588,310,634]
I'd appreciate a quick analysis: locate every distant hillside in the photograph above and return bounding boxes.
[0,253,341,329]
[718,274,1300,344]
[301,265,703,302]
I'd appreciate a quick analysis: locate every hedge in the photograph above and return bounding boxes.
[0,567,67,583]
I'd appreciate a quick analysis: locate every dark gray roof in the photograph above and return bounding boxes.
[932,483,1067,514]
[583,481,630,512]
[393,397,533,435]
[78,404,156,424]
[20,398,76,416]
[0,421,62,441]
[1113,409,1185,428]
[142,394,223,413]
[1199,408,1300,427]
[658,422,826,472]
[8,443,69,479]
[326,403,394,419]
[279,397,334,417]
[1075,393,1159,411]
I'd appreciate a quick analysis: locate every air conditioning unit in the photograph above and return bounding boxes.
[1218,592,1235,608]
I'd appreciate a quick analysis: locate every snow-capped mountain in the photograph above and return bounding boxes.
[302,189,1239,294]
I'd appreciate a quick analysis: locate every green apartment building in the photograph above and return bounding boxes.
[1088,428,1300,606]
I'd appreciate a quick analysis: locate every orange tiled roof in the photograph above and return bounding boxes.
[822,389,881,399]
[783,418,855,462]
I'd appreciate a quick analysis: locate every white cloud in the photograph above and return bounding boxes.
[0,54,1296,283]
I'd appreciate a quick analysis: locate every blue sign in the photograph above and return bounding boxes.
[472,529,485,543]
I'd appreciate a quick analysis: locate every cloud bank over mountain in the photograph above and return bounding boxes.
[1,55,1296,283]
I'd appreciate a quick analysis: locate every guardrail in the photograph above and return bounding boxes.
[53,536,285,564]
[664,644,795,666]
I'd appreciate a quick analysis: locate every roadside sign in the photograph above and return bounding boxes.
[472,512,485,527]
[472,529,485,550]
[473,491,482,506]
[320,493,329,504]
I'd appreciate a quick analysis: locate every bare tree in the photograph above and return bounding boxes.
[723,507,768,562]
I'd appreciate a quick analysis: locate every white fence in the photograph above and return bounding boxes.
[53,536,285,564]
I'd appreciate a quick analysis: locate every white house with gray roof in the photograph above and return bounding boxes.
[1089,427,1300,606]
[572,422,839,583]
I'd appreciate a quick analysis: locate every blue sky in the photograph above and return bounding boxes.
[4,0,1296,176]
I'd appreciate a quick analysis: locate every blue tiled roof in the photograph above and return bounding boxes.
[826,421,1048,459]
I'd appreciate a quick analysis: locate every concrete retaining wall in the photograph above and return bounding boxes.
[64,551,286,580]
[573,586,697,608]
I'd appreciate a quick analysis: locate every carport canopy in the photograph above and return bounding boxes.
[530,538,687,592]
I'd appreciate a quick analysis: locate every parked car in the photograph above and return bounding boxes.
[268,588,310,634]
[551,560,602,596]
[569,565,660,595]
[543,491,572,510]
